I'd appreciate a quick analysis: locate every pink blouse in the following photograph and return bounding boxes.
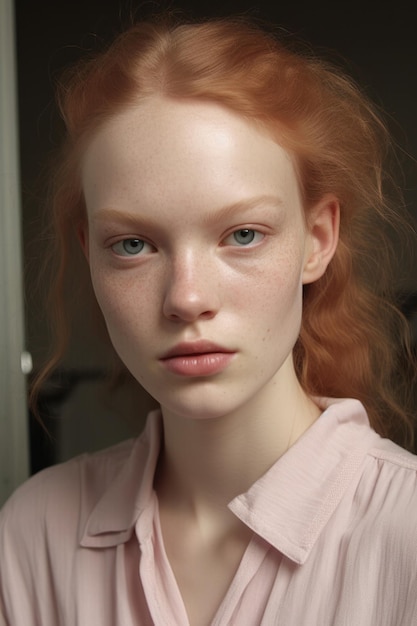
[1,398,417,625]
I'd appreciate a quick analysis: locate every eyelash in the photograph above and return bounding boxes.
[110,228,264,257]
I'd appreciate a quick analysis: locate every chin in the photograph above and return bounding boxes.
[158,388,244,422]
[161,401,231,421]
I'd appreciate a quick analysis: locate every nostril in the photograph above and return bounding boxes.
[163,285,219,322]
[164,302,217,323]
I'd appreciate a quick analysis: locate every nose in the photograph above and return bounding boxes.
[162,249,220,322]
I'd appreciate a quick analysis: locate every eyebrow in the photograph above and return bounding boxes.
[202,195,284,225]
[92,194,284,229]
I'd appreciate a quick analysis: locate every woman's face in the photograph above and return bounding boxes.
[81,97,336,420]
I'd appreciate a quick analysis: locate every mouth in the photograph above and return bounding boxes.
[159,340,235,377]
[160,340,233,359]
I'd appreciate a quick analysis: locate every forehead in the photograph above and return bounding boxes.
[81,97,303,216]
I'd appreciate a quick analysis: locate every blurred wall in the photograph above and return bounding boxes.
[0,0,29,505]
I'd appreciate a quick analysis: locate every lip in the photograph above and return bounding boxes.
[159,340,235,377]
[160,340,233,359]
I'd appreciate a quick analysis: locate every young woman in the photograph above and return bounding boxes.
[1,15,416,626]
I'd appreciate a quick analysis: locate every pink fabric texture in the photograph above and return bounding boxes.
[1,398,417,625]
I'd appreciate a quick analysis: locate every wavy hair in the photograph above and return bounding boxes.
[32,15,416,449]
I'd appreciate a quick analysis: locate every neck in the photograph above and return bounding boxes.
[155,370,320,514]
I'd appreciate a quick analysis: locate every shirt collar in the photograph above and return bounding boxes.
[228,398,380,564]
[80,399,379,561]
[80,410,162,548]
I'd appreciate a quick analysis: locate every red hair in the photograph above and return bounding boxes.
[33,15,416,449]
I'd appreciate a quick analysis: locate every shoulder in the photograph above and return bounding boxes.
[368,435,417,470]
[316,399,417,567]
[0,409,162,553]
[363,436,417,499]
[352,438,417,563]
[369,437,417,519]
[0,437,138,549]
[0,437,138,624]
[0,413,161,625]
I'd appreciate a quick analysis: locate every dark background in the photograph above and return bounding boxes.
[14,0,417,468]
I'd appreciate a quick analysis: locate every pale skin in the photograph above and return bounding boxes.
[80,97,339,625]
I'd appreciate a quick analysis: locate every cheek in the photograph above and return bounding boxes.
[89,264,116,320]
[88,264,148,335]
[236,247,304,319]
[91,279,156,369]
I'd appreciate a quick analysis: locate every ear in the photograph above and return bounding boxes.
[302,194,340,285]
[76,221,90,261]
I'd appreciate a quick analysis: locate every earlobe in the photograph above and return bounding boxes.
[302,194,340,285]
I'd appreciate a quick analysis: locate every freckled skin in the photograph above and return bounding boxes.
[80,98,339,624]
[81,97,335,428]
